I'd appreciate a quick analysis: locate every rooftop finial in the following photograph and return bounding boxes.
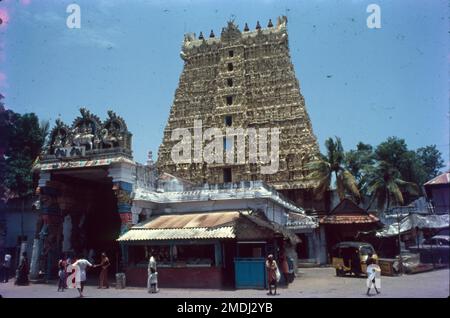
[209,30,215,38]
[198,31,204,40]
[243,22,249,32]
[256,21,261,30]
[267,19,273,28]
[147,151,154,166]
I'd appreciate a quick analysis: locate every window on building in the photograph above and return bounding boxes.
[174,244,215,266]
[237,242,266,258]
[225,115,232,126]
[223,136,233,151]
[223,168,232,183]
[227,63,233,71]
[226,96,233,105]
[227,78,233,87]
[229,50,234,57]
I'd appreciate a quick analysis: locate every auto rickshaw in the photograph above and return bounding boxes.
[331,242,378,277]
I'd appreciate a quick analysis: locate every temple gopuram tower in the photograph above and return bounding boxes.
[157,17,322,209]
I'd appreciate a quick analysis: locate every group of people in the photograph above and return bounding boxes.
[56,252,110,297]
[0,251,31,286]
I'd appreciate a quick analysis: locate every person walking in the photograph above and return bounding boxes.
[72,255,93,298]
[57,256,67,292]
[279,252,290,287]
[366,255,381,296]
[1,253,11,283]
[94,252,110,289]
[266,254,279,295]
[147,250,158,293]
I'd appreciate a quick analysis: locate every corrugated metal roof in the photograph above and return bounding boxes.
[135,211,240,229]
[117,226,235,241]
[286,212,318,229]
[117,210,300,243]
[118,211,244,242]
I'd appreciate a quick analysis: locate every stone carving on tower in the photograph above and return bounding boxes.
[44,108,133,160]
[157,17,321,191]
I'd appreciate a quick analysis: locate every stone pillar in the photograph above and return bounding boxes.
[113,181,133,234]
[319,226,327,265]
[108,163,135,270]
[30,172,50,279]
[62,214,72,252]
[40,184,63,281]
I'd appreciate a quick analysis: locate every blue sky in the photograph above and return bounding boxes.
[1,0,448,168]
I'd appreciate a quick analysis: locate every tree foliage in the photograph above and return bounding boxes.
[363,161,420,211]
[416,145,445,181]
[309,135,445,212]
[0,94,46,200]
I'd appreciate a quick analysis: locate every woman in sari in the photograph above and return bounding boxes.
[15,252,29,286]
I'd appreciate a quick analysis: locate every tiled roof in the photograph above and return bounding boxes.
[320,214,379,224]
[424,172,450,186]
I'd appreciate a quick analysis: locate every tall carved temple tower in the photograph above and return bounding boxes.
[157,17,321,207]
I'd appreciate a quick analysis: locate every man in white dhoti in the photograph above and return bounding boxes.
[71,256,93,298]
[147,250,158,293]
[366,259,381,296]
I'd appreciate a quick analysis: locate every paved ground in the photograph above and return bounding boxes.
[0,267,448,298]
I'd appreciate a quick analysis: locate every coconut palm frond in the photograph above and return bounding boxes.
[341,170,361,201]
[313,174,332,198]
[335,173,345,200]
[374,188,387,211]
[387,182,404,206]
[395,179,420,196]
[305,160,330,179]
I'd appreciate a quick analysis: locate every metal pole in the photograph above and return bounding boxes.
[397,210,403,275]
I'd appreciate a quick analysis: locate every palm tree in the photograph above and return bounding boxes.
[364,161,419,211]
[306,137,361,202]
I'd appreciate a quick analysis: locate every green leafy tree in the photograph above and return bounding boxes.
[306,137,361,203]
[416,145,445,181]
[374,137,426,188]
[1,95,46,201]
[345,142,374,182]
[0,94,18,200]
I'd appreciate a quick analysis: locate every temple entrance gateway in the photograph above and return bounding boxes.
[52,169,121,264]
[30,108,147,280]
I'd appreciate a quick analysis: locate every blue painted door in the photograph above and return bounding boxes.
[234,258,266,289]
